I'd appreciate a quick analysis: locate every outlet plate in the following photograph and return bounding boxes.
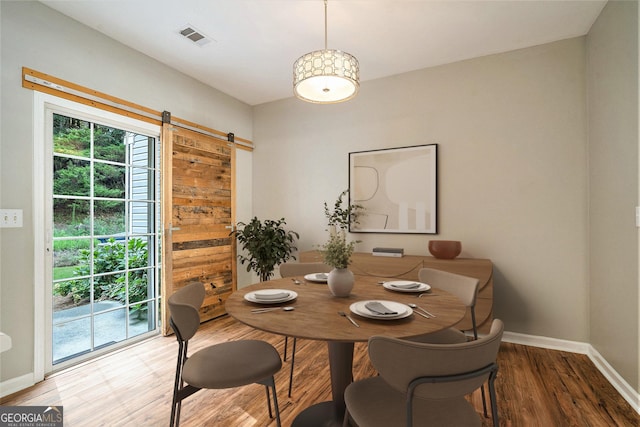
[0,209,23,228]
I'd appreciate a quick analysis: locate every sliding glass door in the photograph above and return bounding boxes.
[48,109,161,369]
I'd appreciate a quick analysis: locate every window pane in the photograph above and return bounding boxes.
[128,238,149,269]
[53,114,90,158]
[94,124,126,163]
[94,163,125,198]
[128,268,152,304]
[94,271,125,304]
[53,239,90,278]
[130,201,153,234]
[129,301,154,337]
[94,200,125,236]
[52,317,90,364]
[54,157,90,197]
[130,135,152,167]
[53,278,90,311]
[94,309,126,348]
[54,199,90,237]
[130,166,152,203]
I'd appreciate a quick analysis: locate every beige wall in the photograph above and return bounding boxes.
[0,1,253,383]
[254,37,590,342]
[1,0,637,398]
[253,2,639,393]
[587,0,639,391]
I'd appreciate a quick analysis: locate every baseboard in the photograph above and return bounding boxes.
[503,331,640,414]
[588,346,640,414]
[0,372,35,399]
[502,331,591,353]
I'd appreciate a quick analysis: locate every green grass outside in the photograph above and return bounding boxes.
[53,266,77,281]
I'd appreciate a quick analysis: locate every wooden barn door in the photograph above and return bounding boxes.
[161,123,236,334]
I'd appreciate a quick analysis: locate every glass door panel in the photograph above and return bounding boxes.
[51,113,160,367]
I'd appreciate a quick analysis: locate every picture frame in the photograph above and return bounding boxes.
[349,144,437,234]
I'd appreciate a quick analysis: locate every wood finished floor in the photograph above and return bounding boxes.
[2,315,638,426]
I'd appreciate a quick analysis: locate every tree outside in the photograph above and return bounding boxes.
[52,114,148,312]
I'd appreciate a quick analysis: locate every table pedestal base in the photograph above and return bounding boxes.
[291,401,342,427]
[292,342,353,427]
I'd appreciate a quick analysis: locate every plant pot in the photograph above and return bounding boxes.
[327,268,354,297]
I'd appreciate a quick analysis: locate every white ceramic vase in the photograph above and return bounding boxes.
[327,268,354,297]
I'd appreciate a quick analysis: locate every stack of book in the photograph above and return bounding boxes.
[372,247,404,257]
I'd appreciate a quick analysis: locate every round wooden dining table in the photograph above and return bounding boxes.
[225,274,466,427]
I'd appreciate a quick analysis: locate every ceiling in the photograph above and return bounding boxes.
[40,0,607,106]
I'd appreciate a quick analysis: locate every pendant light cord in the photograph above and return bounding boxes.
[324,0,328,50]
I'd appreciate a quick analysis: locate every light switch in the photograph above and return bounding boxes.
[0,209,23,228]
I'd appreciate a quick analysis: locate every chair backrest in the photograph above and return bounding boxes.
[418,268,479,308]
[279,262,332,278]
[167,282,205,341]
[368,319,504,400]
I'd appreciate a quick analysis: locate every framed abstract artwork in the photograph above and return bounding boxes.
[349,144,437,234]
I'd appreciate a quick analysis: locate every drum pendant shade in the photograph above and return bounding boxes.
[293,0,360,104]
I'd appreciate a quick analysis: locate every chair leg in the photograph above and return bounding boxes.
[170,400,179,427]
[262,377,281,427]
[470,308,489,417]
[481,383,488,418]
[271,383,282,427]
[170,383,180,427]
[343,407,360,427]
[171,341,187,427]
[488,369,500,427]
[265,385,273,419]
[288,337,297,397]
[284,336,289,361]
[342,408,350,427]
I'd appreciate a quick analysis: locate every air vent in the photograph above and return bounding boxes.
[178,25,213,47]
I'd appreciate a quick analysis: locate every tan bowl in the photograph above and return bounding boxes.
[428,240,462,259]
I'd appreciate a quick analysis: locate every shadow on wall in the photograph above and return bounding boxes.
[492,266,528,329]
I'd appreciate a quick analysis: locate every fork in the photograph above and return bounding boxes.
[417,305,436,318]
[408,304,430,319]
[251,306,294,313]
[338,311,360,327]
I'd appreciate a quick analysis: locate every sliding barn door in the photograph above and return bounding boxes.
[161,124,236,334]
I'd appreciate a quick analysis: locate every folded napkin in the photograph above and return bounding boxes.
[254,291,289,300]
[391,282,421,289]
[365,301,398,315]
[315,273,328,280]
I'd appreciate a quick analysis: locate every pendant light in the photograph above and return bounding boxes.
[293,0,360,104]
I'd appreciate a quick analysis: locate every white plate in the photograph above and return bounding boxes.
[383,280,431,293]
[244,289,298,304]
[350,300,413,320]
[304,273,329,283]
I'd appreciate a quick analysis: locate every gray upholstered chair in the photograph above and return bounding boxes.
[411,267,489,416]
[278,261,332,396]
[280,261,332,279]
[412,267,481,343]
[168,282,282,427]
[343,319,504,427]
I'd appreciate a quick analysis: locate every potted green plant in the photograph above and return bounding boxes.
[320,229,357,297]
[324,189,363,232]
[321,190,363,296]
[321,232,356,269]
[232,217,299,282]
